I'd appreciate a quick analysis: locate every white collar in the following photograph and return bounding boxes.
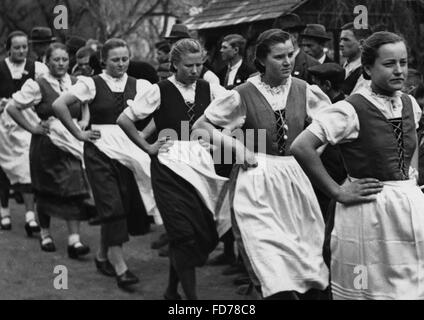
[248,74,292,95]
[170,75,196,90]
[101,71,128,83]
[229,59,243,71]
[318,53,326,64]
[344,56,361,69]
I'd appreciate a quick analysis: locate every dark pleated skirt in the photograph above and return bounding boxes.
[83,142,150,247]
[30,134,89,220]
[150,156,219,270]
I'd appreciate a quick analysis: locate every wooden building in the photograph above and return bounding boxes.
[185,0,424,73]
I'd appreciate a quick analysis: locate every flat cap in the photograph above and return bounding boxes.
[308,62,345,84]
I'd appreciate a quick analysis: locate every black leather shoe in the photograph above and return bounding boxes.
[0,217,11,230]
[95,258,116,277]
[68,242,90,259]
[40,236,56,252]
[25,221,40,237]
[116,270,139,289]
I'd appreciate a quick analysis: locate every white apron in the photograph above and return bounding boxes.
[0,108,39,184]
[91,124,161,224]
[233,153,329,298]
[47,118,84,165]
[331,178,424,300]
[158,140,231,237]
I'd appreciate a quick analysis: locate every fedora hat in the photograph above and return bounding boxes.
[29,27,56,44]
[273,13,306,32]
[164,24,191,40]
[301,24,331,41]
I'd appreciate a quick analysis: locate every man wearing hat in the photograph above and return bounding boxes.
[164,24,191,45]
[29,26,56,63]
[273,13,320,84]
[301,24,333,64]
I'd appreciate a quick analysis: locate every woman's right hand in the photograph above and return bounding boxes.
[235,147,258,171]
[335,178,384,205]
[31,123,50,135]
[78,130,101,142]
[147,137,174,156]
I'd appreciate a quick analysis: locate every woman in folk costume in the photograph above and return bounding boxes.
[117,38,229,300]
[291,31,424,300]
[0,30,48,234]
[52,38,154,290]
[193,29,330,300]
[6,43,91,258]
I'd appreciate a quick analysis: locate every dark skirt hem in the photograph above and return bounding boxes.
[151,156,219,270]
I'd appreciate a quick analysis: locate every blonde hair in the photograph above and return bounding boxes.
[170,38,204,72]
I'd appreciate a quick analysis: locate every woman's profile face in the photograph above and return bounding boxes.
[105,46,130,78]
[48,48,69,78]
[261,40,294,81]
[364,41,408,94]
[174,51,203,85]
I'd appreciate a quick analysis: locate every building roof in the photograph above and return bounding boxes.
[185,0,308,30]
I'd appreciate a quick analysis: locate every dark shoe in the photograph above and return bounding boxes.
[164,291,182,300]
[207,253,235,266]
[116,270,139,289]
[40,236,56,252]
[222,262,246,276]
[25,221,40,237]
[95,258,116,277]
[233,274,251,286]
[158,245,169,257]
[68,242,90,259]
[0,217,11,230]
[151,233,169,249]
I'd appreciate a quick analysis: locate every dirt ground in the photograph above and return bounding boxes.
[0,200,256,300]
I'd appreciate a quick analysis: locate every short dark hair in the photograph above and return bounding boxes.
[6,31,28,51]
[45,42,68,62]
[361,31,406,80]
[222,34,247,57]
[254,29,291,74]
[341,22,373,41]
[102,38,130,61]
[76,46,94,59]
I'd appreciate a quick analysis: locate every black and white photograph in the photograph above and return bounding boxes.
[1,0,424,305]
